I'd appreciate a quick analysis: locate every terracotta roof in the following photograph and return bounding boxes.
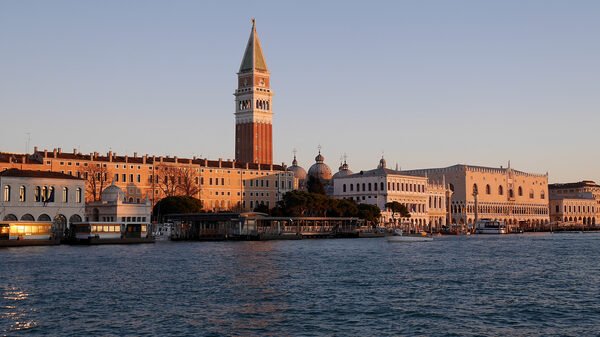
[549,181,599,189]
[0,168,83,180]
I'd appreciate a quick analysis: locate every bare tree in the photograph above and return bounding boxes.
[80,163,110,201]
[176,166,200,197]
[156,164,180,197]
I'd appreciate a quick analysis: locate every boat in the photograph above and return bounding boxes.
[65,222,155,245]
[475,219,507,234]
[153,223,173,241]
[386,229,433,242]
[0,221,60,247]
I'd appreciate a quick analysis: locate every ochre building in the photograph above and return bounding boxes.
[404,164,550,228]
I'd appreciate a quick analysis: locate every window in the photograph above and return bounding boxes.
[541,191,545,199]
[19,186,26,202]
[343,184,347,193]
[381,182,384,191]
[62,187,69,203]
[115,174,119,182]
[137,175,141,183]
[35,186,41,202]
[518,186,523,197]
[498,185,504,195]
[76,188,82,203]
[129,174,134,183]
[486,184,491,195]
[529,190,534,199]
[3,185,10,202]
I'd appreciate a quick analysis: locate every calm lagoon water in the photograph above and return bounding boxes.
[2,233,600,336]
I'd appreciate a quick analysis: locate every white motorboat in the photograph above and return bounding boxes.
[387,229,433,242]
[153,223,173,241]
[475,219,507,234]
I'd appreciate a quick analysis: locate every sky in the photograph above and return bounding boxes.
[1,0,599,183]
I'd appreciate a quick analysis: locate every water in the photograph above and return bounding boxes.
[2,234,600,336]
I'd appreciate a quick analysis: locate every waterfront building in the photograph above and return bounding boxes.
[0,168,85,232]
[85,183,152,224]
[22,148,295,213]
[549,181,600,225]
[234,19,273,165]
[332,157,451,228]
[403,164,550,228]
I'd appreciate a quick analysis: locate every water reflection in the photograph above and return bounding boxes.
[1,286,38,333]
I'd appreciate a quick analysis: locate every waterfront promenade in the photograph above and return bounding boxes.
[2,233,600,336]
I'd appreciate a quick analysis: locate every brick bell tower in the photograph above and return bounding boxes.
[234,19,273,165]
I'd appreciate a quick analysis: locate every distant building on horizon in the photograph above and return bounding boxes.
[549,180,599,226]
[332,157,451,229]
[403,164,550,228]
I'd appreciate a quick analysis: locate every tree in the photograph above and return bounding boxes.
[80,163,110,201]
[153,196,203,222]
[253,203,270,214]
[357,203,381,225]
[385,201,411,219]
[176,166,200,197]
[156,164,200,198]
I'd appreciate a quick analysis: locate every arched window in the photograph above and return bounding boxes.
[449,183,455,192]
[35,186,41,202]
[540,191,545,199]
[509,189,514,198]
[19,186,26,202]
[529,190,534,199]
[62,187,69,203]
[343,184,346,193]
[368,183,372,191]
[3,185,10,202]
[498,185,504,195]
[473,184,478,195]
[76,188,82,203]
[486,184,491,195]
[381,182,384,191]
[518,186,523,197]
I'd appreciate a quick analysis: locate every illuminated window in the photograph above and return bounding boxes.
[3,185,10,202]
[62,187,69,203]
[75,188,82,203]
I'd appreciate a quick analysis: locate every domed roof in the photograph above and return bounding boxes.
[308,150,332,181]
[287,155,307,180]
[378,156,387,169]
[332,160,353,179]
[101,183,125,202]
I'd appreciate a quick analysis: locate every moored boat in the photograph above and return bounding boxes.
[475,219,507,234]
[0,221,60,247]
[66,222,154,245]
[386,229,433,242]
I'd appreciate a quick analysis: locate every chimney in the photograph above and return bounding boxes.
[21,156,26,164]
[134,152,138,158]
[44,149,48,158]
[218,158,222,168]
[204,159,208,166]
[73,148,77,154]
[174,156,178,163]
[159,156,163,163]
[125,155,128,163]
[108,151,113,162]
[57,148,62,154]
[53,148,57,157]
[34,146,38,153]
[143,154,147,164]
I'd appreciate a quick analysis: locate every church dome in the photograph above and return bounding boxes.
[308,150,332,181]
[101,183,125,202]
[287,155,307,180]
[332,160,353,179]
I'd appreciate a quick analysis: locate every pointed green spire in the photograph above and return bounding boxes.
[239,18,268,73]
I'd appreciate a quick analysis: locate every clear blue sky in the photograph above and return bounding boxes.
[1,0,598,183]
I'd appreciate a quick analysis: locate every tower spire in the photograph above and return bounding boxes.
[239,19,268,73]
